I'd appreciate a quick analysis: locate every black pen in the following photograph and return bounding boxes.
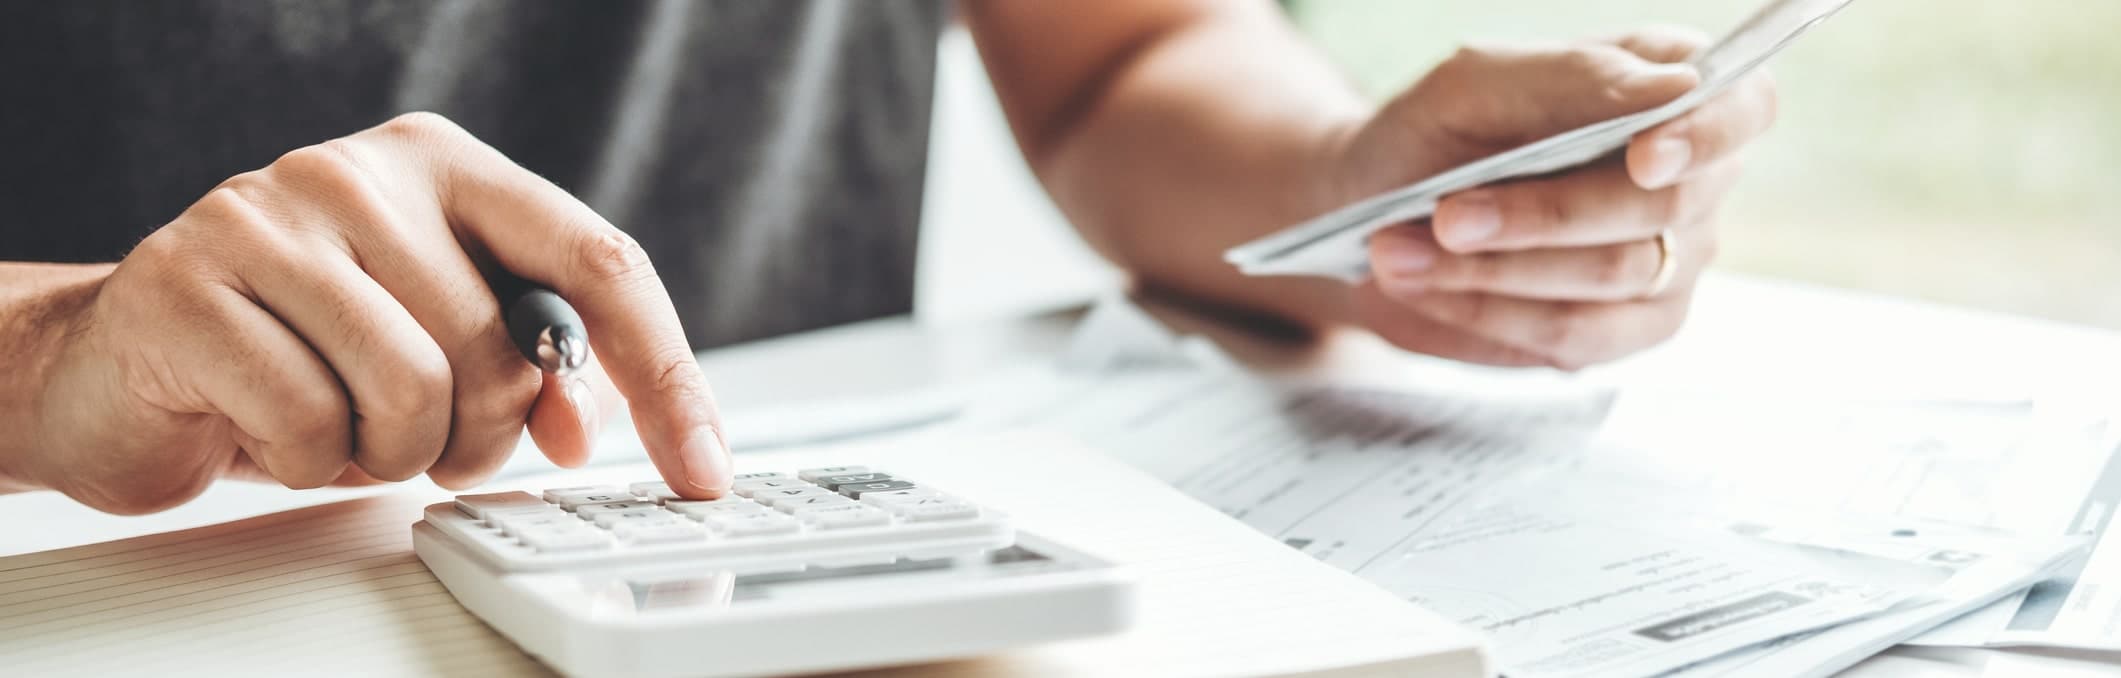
[505,287,587,375]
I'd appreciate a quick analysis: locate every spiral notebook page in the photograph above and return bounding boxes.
[0,433,1485,677]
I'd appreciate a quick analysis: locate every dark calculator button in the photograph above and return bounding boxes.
[838,480,918,498]
[814,473,894,490]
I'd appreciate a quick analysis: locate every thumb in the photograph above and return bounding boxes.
[1402,42,1700,151]
[526,368,601,470]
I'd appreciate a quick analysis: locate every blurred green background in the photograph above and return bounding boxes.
[1286,0,2121,329]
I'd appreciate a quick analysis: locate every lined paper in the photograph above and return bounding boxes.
[0,433,1484,677]
[0,492,545,676]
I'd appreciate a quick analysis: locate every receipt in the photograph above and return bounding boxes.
[1224,0,1856,282]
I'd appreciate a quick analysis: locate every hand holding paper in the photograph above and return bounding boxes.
[1226,0,1852,368]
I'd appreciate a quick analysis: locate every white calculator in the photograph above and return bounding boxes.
[413,466,1136,677]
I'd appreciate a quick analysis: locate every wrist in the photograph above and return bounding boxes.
[0,263,114,492]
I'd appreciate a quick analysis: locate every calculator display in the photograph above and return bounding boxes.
[565,537,1102,618]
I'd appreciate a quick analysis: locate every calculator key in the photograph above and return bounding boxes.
[613,521,707,545]
[589,509,681,529]
[893,501,980,523]
[751,486,839,507]
[812,472,895,490]
[801,505,891,530]
[668,499,768,519]
[731,478,808,497]
[837,480,919,498]
[703,512,800,537]
[772,494,855,513]
[493,513,584,537]
[730,471,786,481]
[574,500,662,517]
[858,489,941,506]
[628,482,681,502]
[517,526,612,552]
[664,495,749,509]
[796,466,871,482]
[453,491,551,521]
[545,487,638,510]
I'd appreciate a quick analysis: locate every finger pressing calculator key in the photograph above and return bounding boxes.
[421,468,1007,569]
[414,463,1135,678]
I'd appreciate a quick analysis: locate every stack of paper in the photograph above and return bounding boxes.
[982,296,2105,677]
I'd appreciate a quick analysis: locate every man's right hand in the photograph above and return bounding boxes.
[3,112,732,514]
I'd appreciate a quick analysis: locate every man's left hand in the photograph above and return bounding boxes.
[1321,27,1778,369]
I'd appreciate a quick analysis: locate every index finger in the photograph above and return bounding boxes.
[403,117,732,498]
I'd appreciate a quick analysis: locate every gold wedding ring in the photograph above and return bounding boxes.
[1644,228,1679,299]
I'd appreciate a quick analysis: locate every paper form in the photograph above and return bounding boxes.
[0,432,1486,678]
[1662,519,2085,678]
[984,370,1977,677]
[1584,392,2121,650]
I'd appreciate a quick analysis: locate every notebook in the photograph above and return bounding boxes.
[0,432,1489,677]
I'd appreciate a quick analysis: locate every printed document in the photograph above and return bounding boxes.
[992,298,2095,674]
[982,369,2042,677]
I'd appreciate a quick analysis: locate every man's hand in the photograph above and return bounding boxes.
[1328,28,1777,369]
[7,113,731,514]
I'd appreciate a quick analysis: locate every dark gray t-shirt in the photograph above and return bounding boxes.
[0,0,946,348]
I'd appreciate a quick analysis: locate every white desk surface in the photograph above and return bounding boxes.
[7,272,2121,677]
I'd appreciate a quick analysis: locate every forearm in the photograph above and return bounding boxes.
[971,2,1373,331]
[0,262,111,492]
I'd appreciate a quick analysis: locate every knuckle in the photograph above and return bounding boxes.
[70,469,213,516]
[441,361,539,483]
[648,351,711,403]
[378,111,466,142]
[188,184,271,230]
[575,228,658,284]
[370,348,454,421]
[1453,254,1495,288]
[1594,245,1644,289]
[467,360,542,425]
[1534,304,1598,356]
[429,390,532,490]
[1444,293,1491,328]
[181,186,287,260]
[275,146,371,207]
[279,385,351,447]
[1526,187,1569,235]
[1443,43,1490,69]
[1566,44,1627,76]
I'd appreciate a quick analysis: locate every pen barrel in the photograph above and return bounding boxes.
[506,288,587,373]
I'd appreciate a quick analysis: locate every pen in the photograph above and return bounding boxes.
[505,287,587,375]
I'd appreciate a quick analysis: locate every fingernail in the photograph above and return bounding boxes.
[1641,136,1692,188]
[1438,191,1500,248]
[679,426,732,495]
[564,377,600,447]
[1375,232,1438,276]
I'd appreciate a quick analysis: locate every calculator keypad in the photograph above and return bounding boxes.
[428,467,1007,571]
